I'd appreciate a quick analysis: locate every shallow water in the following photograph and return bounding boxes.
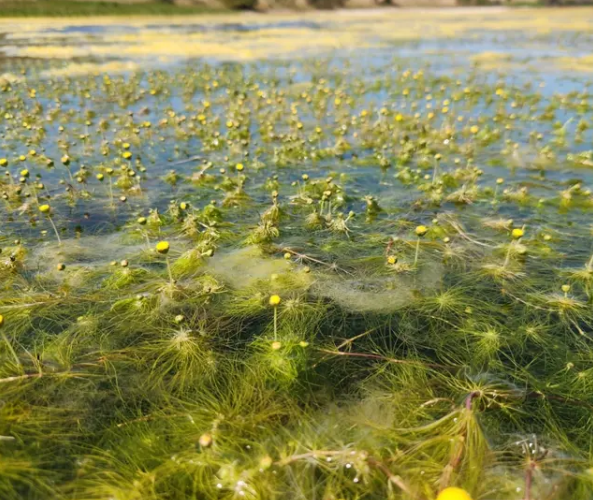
[2,8,593,500]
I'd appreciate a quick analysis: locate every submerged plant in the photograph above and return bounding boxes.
[3,19,593,500]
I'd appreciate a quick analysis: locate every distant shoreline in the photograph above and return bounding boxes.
[0,0,576,18]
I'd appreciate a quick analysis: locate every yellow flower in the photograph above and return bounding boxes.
[39,204,51,214]
[155,241,170,254]
[96,173,104,181]
[198,433,213,448]
[415,225,428,237]
[235,163,244,172]
[137,217,147,225]
[122,151,132,160]
[0,158,8,167]
[470,125,479,134]
[562,284,571,293]
[269,294,281,306]
[511,228,524,239]
[0,314,4,327]
[436,487,472,500]
[387,255,398,265]
[271,341,282,350]
[20,169,29,178]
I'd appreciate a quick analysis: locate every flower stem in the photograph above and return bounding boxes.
[166,256,174,285]
[47,215,62,246]
[414,237,421,267]
[273,306,278,341]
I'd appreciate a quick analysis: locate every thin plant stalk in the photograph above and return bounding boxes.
[414,237,421,266]
[47,214,62,246]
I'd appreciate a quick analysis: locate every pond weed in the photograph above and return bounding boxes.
[3,13,593,499]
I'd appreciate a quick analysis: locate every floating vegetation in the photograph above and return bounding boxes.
[3,8,593,500]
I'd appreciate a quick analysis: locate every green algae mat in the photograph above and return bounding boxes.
[3,8,593,500]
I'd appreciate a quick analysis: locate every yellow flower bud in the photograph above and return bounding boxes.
[155,241,170,254]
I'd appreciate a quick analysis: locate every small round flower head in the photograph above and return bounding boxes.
[179,202,189,210]
[284,252,291,260]
[199,433,213,448]
[61,155,70,166]
[96,173,104,181]
[120,260,129,268]
[562,284,571,293]
[39,204,51,214]
[156,241,170,254]
[496,177,504,185]
[122,151,132,160]
[137,217,147,225]
[20,169,29,178]
[0,314,4,327]
[387,255,398,265]
[235,163,244,172]
[511,228,524,239]
[0,158,8,167]
[415,225,428,237]
[57,263,66,271]
[436,487,472,500]
[269,294,281,306]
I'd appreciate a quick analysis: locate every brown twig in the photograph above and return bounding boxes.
[278,450,415,497]
[438,392,480,491]
[280,247,353,276]
[367,456,414,497]
[524,460,535,500]
[335,327,380,350]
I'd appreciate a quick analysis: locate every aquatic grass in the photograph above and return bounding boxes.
[4,29,593,500]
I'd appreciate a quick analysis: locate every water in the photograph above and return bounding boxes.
[2,8,593,500]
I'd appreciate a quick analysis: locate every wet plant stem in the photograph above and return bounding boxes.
[273,305,278,340]
[47,214,62,246]
[1,332,20,366]
[432,157,439,184]
[166,256,174,285]
[108,175,114,208]
[503,243,513,268]
[586,253,593,271]
[524,460,535,500]
[414,237,421,266]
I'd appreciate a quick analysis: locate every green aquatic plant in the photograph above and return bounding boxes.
[3,27,593,500]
